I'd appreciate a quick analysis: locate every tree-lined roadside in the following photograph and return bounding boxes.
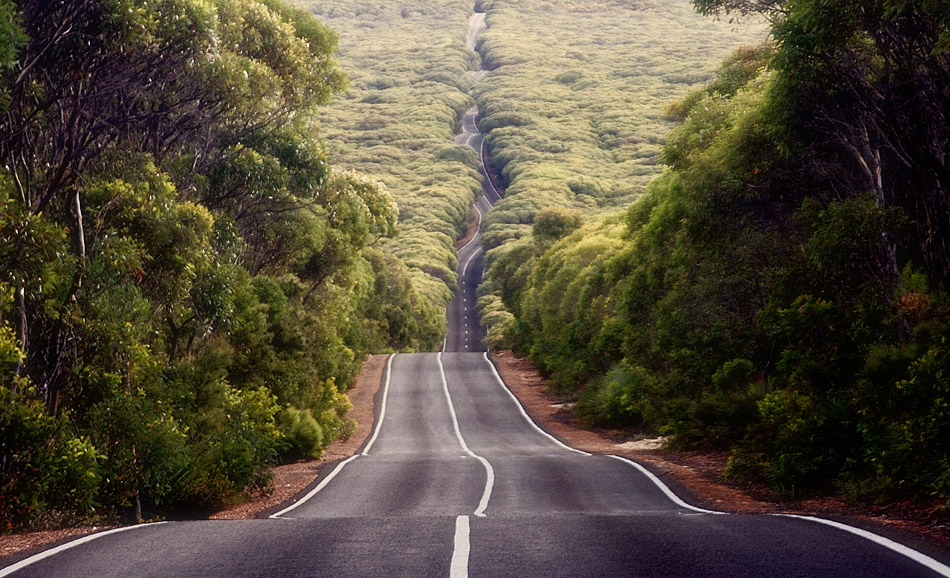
[490,351,950,546]
[5,0,948,551]
[480,0,950,511]
[0,0,425,532]
[5,348,949,563]
[0,354,384,558]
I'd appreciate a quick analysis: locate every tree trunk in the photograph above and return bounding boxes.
[70,188,86,290]
[13,285,27,393]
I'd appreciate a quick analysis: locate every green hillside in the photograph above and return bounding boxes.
[296,0,487,349]
[472,0,766,346]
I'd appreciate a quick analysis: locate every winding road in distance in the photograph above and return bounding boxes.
[3,9,950,578]
[447,11,497,355]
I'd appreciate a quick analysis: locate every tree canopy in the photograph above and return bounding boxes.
[491,0,950,505]
[0,0,426,530]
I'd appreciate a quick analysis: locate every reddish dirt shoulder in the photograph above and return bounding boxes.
[6,350,949,560]
[0,354,388,560]
[0,526,119,560]
[487,350,774,514]
[488,349,950,547]
[456,206,480,250]
[210,353,387,520]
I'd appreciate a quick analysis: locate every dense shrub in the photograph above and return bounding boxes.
[501,0,950,506]
[0,0,413,530]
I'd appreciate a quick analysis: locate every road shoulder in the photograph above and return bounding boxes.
[6,350,948,562]
[486,349,950,551]
[0,355,389,561]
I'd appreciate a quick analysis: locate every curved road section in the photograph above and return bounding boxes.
[447,15,499,354]
[4,350,949,577]
[445,105,495,354]
[3,9,950,578]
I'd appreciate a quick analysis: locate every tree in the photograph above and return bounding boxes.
[695,0,950,292]
[0,0,405,529]
[532,206,583,248]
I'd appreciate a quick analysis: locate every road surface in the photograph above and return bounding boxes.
[447,11,501,354]
[447,101,497,354]
[4,350,949,577]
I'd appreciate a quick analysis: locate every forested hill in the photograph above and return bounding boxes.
[0,0,428,530]
[485,0,950,506]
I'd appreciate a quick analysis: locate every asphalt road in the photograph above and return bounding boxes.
[4,8,950,578]
[5,351,949,577]
[447,101,498,354]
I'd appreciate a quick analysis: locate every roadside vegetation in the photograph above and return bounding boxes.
[472,0,767,344]
[493,0,950,506]
[296,0,486,347]
[4,0,945,535]
[0,0,420,531]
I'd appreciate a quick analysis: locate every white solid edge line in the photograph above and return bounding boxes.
[776,514,950,577]
[458,201,483,282]
[458,203,484,257]
[269,454,361,519]
[451,515,471,578]
[609,455,950,574]
[479,140,500,205]
[362,353,395,456]
[458,203,482,253]
[461,247,482,278]
[607,455,724,515]
[0,522,167,577]
[480,352,589,456]
[270,353,397,518]
[439,352,494,517]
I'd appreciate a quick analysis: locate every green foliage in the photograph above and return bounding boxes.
[0,388,102,530]
[0,0,411,530]
[503,0,950,508]
[476,292,517,350]
[532,206,584,248]
[577,364,661,429]
[359,247,442,352]
[519,219,627,390]
[293,0,482,344]
[0,0,22,110]
[477,0,766,343]
[474,0,766,206]
[277,407,324,460]
[890,342,950,499]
